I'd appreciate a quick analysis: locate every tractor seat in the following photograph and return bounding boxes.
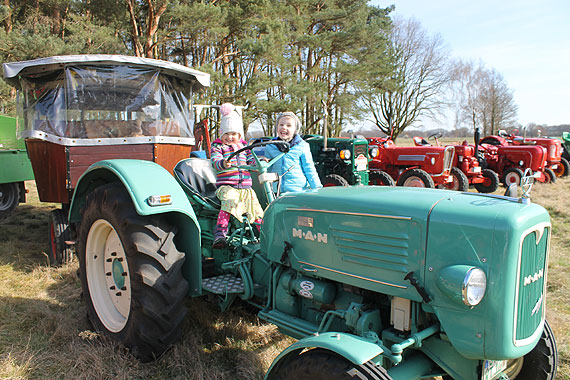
[174,158,221,210]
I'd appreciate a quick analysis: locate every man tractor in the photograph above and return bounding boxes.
[6,56,558,380]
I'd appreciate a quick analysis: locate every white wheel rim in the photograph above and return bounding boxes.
[86,219,131,332]
[403,176,426,187]
[505,172,520,184]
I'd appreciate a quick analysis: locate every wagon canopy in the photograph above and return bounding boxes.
[2,55,210,146]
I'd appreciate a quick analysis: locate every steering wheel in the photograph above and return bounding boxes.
[428,132,443,140]
[226,140,290,163]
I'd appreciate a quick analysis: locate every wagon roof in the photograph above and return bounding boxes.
[2,54,210,89]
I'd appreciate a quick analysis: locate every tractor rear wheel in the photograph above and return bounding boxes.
[272,349,392,380]
[544,168,556,183]
[48,208,74,265]
[558,157,570,177]
[0,182,19,219]
[474,169,500,193]
[323,174,350,187]
[443,167,469,191]
[502,168,524,186]
[77,183,188,362]
[504,320,557,380]
[397,168,435,188]
[369,171,395,186]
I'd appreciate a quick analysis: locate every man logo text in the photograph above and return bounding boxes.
[292,228,328,244]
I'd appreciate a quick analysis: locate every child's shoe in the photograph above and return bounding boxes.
[212,229,227,249]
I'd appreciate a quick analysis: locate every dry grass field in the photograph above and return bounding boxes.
[0,173,568,380]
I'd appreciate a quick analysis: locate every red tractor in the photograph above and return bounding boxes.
[478,132,553,186]
[413,132,500,193]
[481,130,569,178]
[367,136,463,189]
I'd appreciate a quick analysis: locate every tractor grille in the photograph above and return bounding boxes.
[354,144,367,158]
[443,146,454,172]
[514,224,549,345]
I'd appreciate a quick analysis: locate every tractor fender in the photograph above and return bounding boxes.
[68,159,203,295]
[264,332,384,379]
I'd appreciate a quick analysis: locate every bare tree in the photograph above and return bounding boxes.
[452,60,518,136]
[359,17,453,140]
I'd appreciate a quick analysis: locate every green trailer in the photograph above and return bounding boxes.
[0,115,34,219]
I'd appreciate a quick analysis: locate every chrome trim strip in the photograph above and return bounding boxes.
[285,208,412,221]
[297,260,408,289]
[21,130,195,146]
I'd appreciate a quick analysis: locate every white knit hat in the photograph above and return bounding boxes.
[219,103,244,139]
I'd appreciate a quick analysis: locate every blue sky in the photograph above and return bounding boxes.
[370,0,570,128]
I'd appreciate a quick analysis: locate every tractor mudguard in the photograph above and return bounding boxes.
[264,332,384,379]
[68,159,203,295]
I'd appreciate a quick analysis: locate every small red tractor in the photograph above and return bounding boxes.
[481,130,569,178]
[367,136,462,189]
[478,132,553,186]
[413,131,500,193]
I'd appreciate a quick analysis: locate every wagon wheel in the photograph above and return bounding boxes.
[442,167,469,191]
[503,320,558,380]
[543,168,556,183]
[270,349,393,380]
[323,174,350,187]
[474,169,500,193]
[396,168,435,188]
[369,171,395,186]
[48,208,74,265]
[502,168,524,186]
[0,182,19,219]
[77,183,188,362]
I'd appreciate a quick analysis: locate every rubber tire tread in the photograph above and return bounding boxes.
[272,349,392,380]
[445,167,469,191]
[396,168,435,188]
[544,168,556,183]
[474,169,500,193]
[560,157,570,177]
[323,174,350,187]
[48,208,73,265]
[514,320,558,380]
[369,171,395,186]
[0,182,19,219]
[77,183,189,362]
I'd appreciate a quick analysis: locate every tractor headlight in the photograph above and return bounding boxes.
[430,157,436,165]
[437,265,487,307]
[340,149,351,160]
[369,147,379,158]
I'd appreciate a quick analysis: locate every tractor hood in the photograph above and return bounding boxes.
[261,186,451,300]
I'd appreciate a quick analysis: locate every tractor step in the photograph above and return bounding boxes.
[202,274,244,294]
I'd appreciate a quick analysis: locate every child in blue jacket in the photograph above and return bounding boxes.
[264,112,322,194]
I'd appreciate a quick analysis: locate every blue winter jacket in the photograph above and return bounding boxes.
[264,135,322,193]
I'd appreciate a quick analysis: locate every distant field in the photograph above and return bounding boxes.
[0,179,568,379]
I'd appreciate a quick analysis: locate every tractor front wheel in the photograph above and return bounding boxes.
[474,169,500,193]
[558,157,570,177]
[396,168,435,188]
[48,208,74,265]
[543,168,556,183]
[323,174,350,187]
[442,167,469,191]
[502,168,524,186]
[504,320,557,380]
[0,182,19,219]
[271,349,392,380]
[369,171,395,186]
[77,183,188,361]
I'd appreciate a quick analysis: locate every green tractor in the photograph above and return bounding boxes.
[0,115,34,219]
[6,57,557,380]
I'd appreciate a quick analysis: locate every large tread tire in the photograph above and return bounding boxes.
[48,208,74,265]
[502,168,524,186]
[0,182,20,220]
[474,169,500,193]
[323,174,350,187]
[505,320,558,380]
[543,168,556,183]
[77,183,188,362]
[443,167,469,191]
[369,171,395,186]
[559,157,570,177]
[396,168,435,188]
[271,349,392,380]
